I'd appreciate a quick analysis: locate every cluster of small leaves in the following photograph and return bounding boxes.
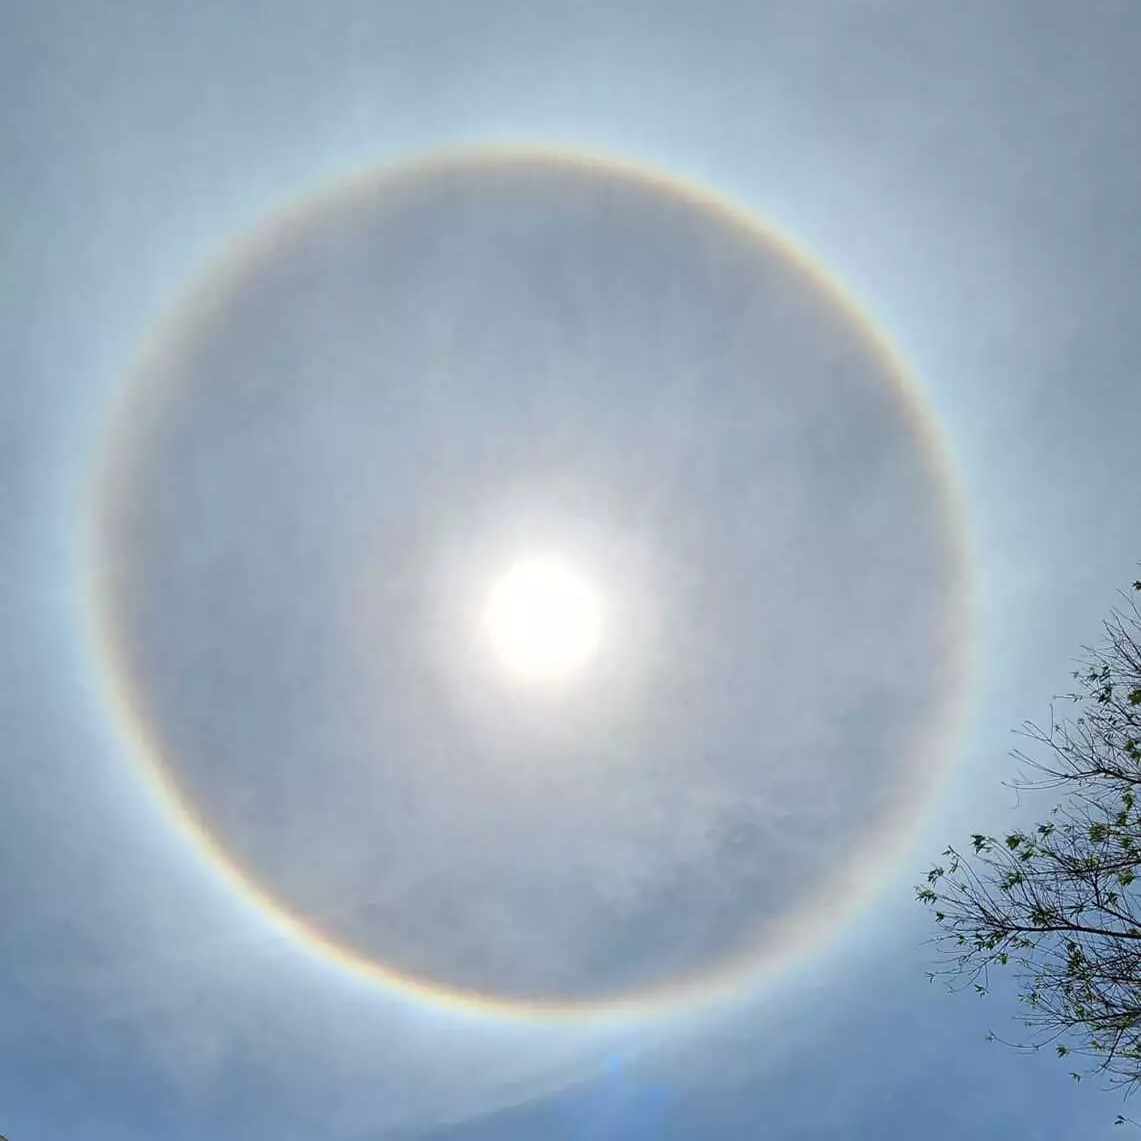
[918,583,1141,1092]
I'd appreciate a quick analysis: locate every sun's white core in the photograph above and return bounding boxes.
[482,556,603,685]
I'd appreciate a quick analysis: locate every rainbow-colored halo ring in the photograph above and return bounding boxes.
[84,145,971,1022]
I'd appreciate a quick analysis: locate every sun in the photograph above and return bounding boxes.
[482,556,603,685]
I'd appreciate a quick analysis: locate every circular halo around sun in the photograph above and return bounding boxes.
[482,556,604,686]
[86,146,970,1020]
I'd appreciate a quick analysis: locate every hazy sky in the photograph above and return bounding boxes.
[4,3,1141,1139]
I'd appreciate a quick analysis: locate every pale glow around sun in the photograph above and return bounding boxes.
[482,556,603,685]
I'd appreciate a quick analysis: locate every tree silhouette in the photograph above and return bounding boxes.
[919,575,1141,1095]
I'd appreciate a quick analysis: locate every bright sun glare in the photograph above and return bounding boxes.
[482,556,603,685]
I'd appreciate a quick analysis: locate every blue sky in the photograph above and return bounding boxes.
[4,3,1141,1138]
